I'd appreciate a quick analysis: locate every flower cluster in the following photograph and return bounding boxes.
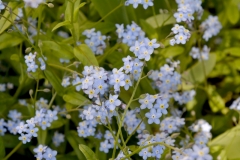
[53,131,65,147]
[33,145,57,160]
[200,15,222,41]
[139,94,169,124]
[100,131,120,153]
[83,28,108,55]
[130,38,160,61]
[16,108,58,144]
[125,0,154,9]
[160,116,185,134]
[190,45,210,60]
[124,109,145,134]
[24,52,46,72]
[5,110,22,135]
[116,22,145,46]
[174,0,203,22]
[170,24,191,45]
[77,117,97,138]
[230,97,240,110]
[137,133,168,159]
[149,62,181,93]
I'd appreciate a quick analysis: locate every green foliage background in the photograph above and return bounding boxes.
[1,0,240,159]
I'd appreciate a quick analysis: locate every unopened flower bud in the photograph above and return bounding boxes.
[147,70,153,76]
[140,94,147,99]
[171,133,180,139]
[7,29,13,33]
[191,110,195,116]
[38,40,42,48]
[66,114,71,119]
[43,88,51,92]
[29,89,34,97]
[165,153,171,159]
[48,3,54,8]
[25,47,32,53]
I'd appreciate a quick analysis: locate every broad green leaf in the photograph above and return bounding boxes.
[0,93,16,106]
[209,125,240,159]
[44,70,64,96]
[10,54,20,62]
[52,20,71,31]
[0,33,23,50]
[160,46,184,57]
[74,2,87,21]
[0,2,19,34]
[223,47,240,57]
[0,137,5,158]
[37,129,47,145]
[63,91,90,106]
[42,41,73,59]
[146,14,176,28]
[79,144,98,160]
[49,118,65,129]
[182,54,216,84]
[140,19,158,39]
[91,0,129,24]
[207,85,225,112]
[66,130,86,160]
[226,2,239,25]
[2,134,19,148]
[65,0,81,22]
[74,44,99,66]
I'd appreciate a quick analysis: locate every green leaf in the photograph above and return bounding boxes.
[182,54,216,84]
[0,137,5,158]
[74,2,87,21]
[223,47,240,57]
[74,44,99,66]
[160,46,185,57]
[146,13,176,28]
[207,85,225,112]
[140,19,158,39]
[79,144,98,160]
[10,54,20,62]
[91,0,129,24]
[2,134,19,148]
[0,33,23,50]
[0,2,19,34]
[226,2,239,25]
[66,130,86,160]
[49,118,65,129]
[63,91,90,106]
[65,0,81,22]
[44,70,64,96]
[209,125,240,159]
[52,20,71,31]
[37,128,47,145]
[42,41,73,59]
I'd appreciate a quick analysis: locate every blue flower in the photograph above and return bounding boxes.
[139,94,155,109]
[106,94,121,111]
[154,98,169,115]
[145,108,161,124]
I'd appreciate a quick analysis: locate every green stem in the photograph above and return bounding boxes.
[121,142,181,159]
[47,91,57,109]
[112,68,144,159]
[3,142,22,160]
[48,63,82,76]
[125,119,144,144]
[90,2,124,29]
